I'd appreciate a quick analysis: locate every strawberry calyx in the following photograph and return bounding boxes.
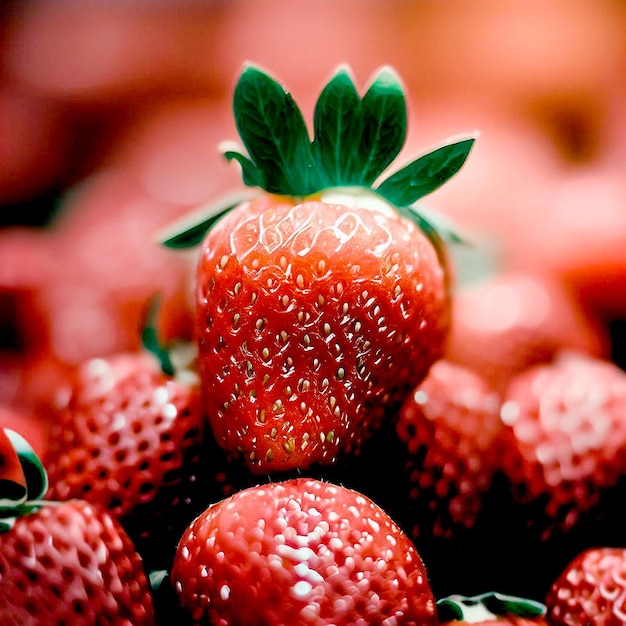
[437,592,547,622]
[141,297,176,376]
[0,428,49,532]
[159,64,475,250]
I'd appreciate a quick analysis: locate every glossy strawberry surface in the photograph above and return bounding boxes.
[0,499,155,624]
[171,477,438,625]
[195,191,449,474]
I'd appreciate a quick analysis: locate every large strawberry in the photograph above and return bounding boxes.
[170,477,438,625]
[437,592,547,625]
[545,547,626,625]
[0,427,155,624]
[42,318,231,570]
[161,64,474,473]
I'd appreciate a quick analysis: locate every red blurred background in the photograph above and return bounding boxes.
[1,0,625,406]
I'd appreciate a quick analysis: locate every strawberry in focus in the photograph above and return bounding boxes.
[163,64,474,473]
[545,547,626,625]
[171,477,438,625]
[0,428,155,624]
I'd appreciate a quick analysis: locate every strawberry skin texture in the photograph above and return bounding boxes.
[499,352,626,535]
[44,351,208,562]
[546,547,626,625]
[396,359,504,539]
[196,192,450,473]
[171,477,437,625]
[0,499,155,624]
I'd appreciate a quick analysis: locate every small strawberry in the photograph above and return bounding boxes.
[395,359,504,539]
[43,315,224,569]
[161,64,474,473]
[437,592,548,625]
[170,477,438,625]
[0,427,155,624]
[545,547,626,625]
[445,265,610,395]
[499,351,626,538]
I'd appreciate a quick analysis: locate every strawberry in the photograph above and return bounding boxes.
[0,427,155,624]
[545,547,626,625]
[394,359,504,539]
[170,477,438,625]
[444,267,610,395]
[499,351,626,539]
[42,321,222,570]
[437,592,548,625]
[161,64,474,473]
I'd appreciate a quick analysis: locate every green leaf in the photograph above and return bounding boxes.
[0,428,47,523]
[437,592,546,623]
[403,203,469,246]
[157,190,258,249]
[376,136,476,207]
[483,592,546,618]
[233,64,317,195]
[7,429,47,503]
[312,66,362,186]
[142,297,175,377]
[223,150,265,188]
[353,67,407,185]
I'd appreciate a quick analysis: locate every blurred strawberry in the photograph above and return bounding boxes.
[394,360,504,540]
[545,547,626,625]
[437,592,548,625]
[445,270,610,395]
[499,352,626,538]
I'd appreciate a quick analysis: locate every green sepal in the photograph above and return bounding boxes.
[0,428,49,532]
[158,190,258,249]
[354,66,407,186]
[437,592,547,623]
[230,64,318,195]
[141,297,176,377]
[312,66,362,185]
[223,150,265,189]
[376,136,476,207]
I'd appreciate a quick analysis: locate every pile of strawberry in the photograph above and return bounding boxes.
[2,64,626,625]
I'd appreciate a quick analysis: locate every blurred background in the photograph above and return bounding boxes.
[1,0,625,400]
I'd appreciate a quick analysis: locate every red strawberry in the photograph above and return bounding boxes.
[43,337,216,569]
[545,547,626,625]
[171,477,438,625]
[395,359,503,540]
[445,269,610,395]
[437,592,548,625]
[0,428,155,624]
[163,64,474,473]
[499,352,626,538]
